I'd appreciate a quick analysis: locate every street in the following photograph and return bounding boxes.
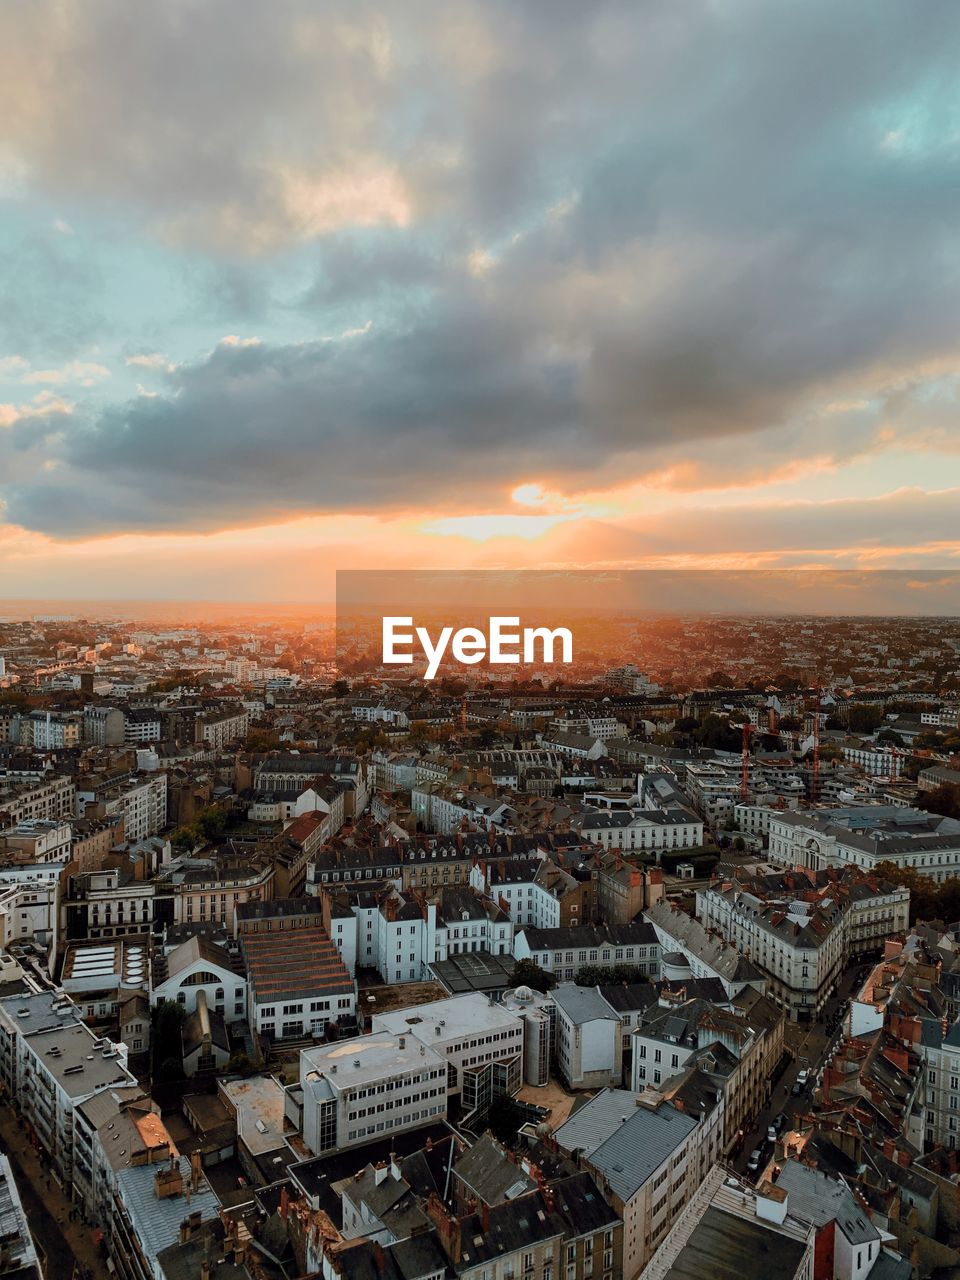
[0,1101,108,1279]
[731,958,870,1177]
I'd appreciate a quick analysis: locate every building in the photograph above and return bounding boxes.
[513,922,661,982]
[372,992,524,1122]
[151,935,246,1023]
[554,1087,706,1279]
[637,1163,815,1280]
[595,857,665,925]
[694,882,845,1023]
[111,1154,220,1280]
[552,984,623,1089]
[768,806,960,881]
[76,772,167,843]
[0,774,75,824]
[296,1032,449,1155]
[576,809,704,857]
[0,1153,42,1279]
[0,818,71,864]
[643,901,766,1002]
[241,923,356,1039]
[0,991,136,1189]
[774,1160,907,1280]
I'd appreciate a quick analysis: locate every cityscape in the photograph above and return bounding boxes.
[2,2,960,1280]
[0,606,956,1279]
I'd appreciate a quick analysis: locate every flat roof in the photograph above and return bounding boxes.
[372,992,522,1043]
[302,1034,446,1089]
[28,1023,134,1096]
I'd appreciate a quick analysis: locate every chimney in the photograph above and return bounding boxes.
[156,1162,184,1201]
[190,1150,202,1194]
[425,1192,462,1263]
[200,1260,211,1280]
[480,1204,490,1232]
[374,1162,388,1186]
[178,1210,202,1243]
[280,1185,290,1219]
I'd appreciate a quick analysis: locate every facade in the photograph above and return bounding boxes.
[151,935,247,1023]
[297,1032,448,1155]
[241,923,357,1039]
[768,806,960,881]
[514,922,661,981]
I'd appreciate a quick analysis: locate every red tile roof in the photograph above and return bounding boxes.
[241,924,353,1003]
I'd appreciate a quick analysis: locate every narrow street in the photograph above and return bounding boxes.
[0,1101,108,1279]
[732,959,869,1177]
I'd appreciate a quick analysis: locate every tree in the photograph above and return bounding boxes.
[705,672,735,689]
[509,959,556,993]
[847,705,884,733]
[331,679,350,698]
[918,784,960,821]
[574,963,651,986]
[152,1002,186,1083]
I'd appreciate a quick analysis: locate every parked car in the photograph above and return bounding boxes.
[767,1124,778,1143]
[796,1068,809,1086]
[747,1149,762,1174]
[773,1114,787,1133]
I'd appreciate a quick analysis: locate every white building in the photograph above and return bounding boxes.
[151,935,247,1024]
[297,1032,448,1155]
[576,808,704,856]
[551,985,622,1089]
[514,922,661,982]
[372,992,524,1120]
[768,806,960,881]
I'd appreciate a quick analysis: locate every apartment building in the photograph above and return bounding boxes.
[0,774,75,824]
[0,862,61,950]
[297,1032,448,1155]
[554,1087,707,1279]
[196,704,249,750]
[514,922,661,981]
[83,705,125,746]
[76,772,167,843]
[470,855,592,929]
[0,817,71,863]
[0,991,135,1189]
[695,882,846,1022]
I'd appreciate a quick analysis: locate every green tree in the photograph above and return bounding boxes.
[918,784,960,821]
[152,1002,187,1083]
[847,705,884,733]
[509,959,557,993]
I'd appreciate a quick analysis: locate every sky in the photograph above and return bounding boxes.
[0,0,959,604]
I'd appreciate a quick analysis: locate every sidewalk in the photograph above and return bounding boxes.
[0,1101,108,1278]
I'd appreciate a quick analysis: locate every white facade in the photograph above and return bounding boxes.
[299,1033,448,1155]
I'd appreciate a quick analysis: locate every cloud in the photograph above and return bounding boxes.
[0,0,959,555]
[21,360,109,387]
